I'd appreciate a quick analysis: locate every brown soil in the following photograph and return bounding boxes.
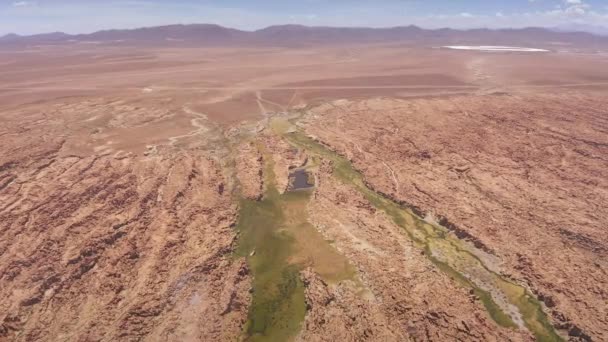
[301,91,608,341]
[281,74,472,87]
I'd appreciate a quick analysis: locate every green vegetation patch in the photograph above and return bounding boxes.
[235,138,357,341]
[235,156,306,341]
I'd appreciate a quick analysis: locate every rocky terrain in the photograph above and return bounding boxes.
[3,89,605,341]
[301,160,532,341]
[261,133,308,194]
[297,268,405,342]
[235,141,264,200]
[301,91,608,341]
[0,98,250,341]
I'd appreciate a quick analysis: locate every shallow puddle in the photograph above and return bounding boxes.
[288,168,314,191]
[235,142,356,341]
[282,124,563,342]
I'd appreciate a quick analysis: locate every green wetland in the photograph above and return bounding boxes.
[235,143,355,341]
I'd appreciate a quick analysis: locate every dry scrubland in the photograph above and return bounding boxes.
[0,42,607,341]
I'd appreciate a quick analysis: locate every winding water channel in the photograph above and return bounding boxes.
[235,118,562,341]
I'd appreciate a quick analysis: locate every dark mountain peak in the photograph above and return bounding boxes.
[553,23,608,36]
[35,32,69,40]
[257,24,310,32]
[0,31,67,44]
[1,33,21,40]
[393,25,423,31]
[74,24,248,43]
[0,33,21,42]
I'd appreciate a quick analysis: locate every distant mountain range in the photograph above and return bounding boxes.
[2,24,608,48]
[552,24,608,37]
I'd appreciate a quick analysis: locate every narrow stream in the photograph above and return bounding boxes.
[282,126,563,342]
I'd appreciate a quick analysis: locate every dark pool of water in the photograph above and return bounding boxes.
[288,169,314,191]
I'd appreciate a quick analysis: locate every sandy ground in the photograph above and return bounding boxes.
[1,43,607,120]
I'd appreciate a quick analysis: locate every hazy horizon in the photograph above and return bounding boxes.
[4,22,608,38]
[1,0,607,36]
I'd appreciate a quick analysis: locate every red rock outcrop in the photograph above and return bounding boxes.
[303,93,608,340]
[235,141,264,200]
[0,99,250,341]
[305,160,532,341]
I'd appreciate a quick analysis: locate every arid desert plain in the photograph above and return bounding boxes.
[1,31,608,341]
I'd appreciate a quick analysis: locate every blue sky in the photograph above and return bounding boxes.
[1,0,607,35]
